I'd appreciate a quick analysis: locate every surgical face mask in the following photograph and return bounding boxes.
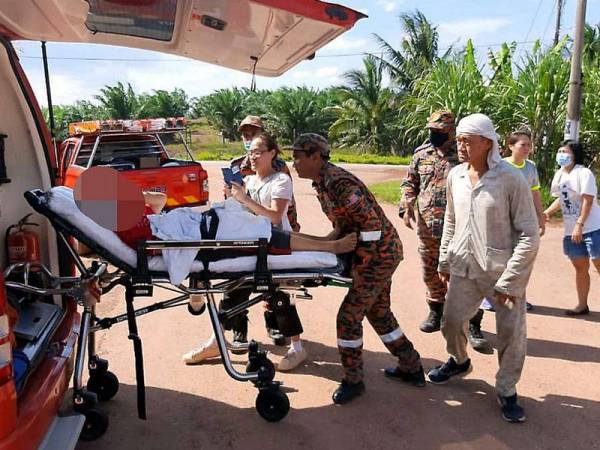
[243,141,252,151]
[556,152,573,167]
[429,130,449,148]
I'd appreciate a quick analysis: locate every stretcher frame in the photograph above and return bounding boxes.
[13,189,351,429]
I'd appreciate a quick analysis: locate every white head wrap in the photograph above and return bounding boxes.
[456,113,502,169]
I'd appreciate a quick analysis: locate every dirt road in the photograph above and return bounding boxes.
[77,162,600,450]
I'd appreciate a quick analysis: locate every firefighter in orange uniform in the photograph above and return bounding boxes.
[291,133,425,404]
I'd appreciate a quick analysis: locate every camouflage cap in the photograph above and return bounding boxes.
[426,110,456,130]
[238,115,264,131]
[291,133,330,157]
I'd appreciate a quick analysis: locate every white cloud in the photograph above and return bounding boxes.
[26,58,350,108]
[376,1,397,12]
[292,66,339,80]
[438,18,512,46]
[322,36,368,51]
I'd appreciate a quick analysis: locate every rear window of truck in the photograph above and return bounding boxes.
[76,137,164,167]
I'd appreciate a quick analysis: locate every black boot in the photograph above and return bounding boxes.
[383,365,426,387]
[419,302,443,333]
[332,380,365,405]
[469,309,493,354]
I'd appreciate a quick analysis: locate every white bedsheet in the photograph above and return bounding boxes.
[46,187,339,279]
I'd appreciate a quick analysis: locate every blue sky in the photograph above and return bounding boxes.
[13,0,600,107]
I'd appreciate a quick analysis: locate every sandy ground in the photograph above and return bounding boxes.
[76,162,600,450]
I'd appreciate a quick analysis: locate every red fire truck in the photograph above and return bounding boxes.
[58,118,209,209]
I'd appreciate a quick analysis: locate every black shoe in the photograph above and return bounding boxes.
[267,328,288,346]
[332,380,365,405]
[230,330,248,355]
[384,365,426,387]
[526,302,533,311]
[427,357,472,384]
[498,393,526,423]
[419,303,443,333]
[468,323,493,354]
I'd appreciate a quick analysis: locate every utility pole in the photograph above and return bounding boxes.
[564,0,587,142]
[554,0,564,46]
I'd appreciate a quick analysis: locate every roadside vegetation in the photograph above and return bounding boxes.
[42,11,600,183]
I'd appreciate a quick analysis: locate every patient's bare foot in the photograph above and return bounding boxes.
[333,233,358,253]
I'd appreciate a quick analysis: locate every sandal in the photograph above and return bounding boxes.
[564,306,590,316]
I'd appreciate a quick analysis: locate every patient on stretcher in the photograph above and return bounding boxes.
[116,192,357,255]
[48,172,355,283]
[110,191,356,284]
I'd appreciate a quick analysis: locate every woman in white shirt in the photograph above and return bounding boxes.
[544,141,600,316]
[227,133,307,370]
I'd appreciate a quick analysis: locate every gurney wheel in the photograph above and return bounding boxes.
[246,354,276,382]
[87,370,119,402]
[255,388,290,422]
[80,407,109,441]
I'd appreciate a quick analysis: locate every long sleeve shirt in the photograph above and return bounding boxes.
[438,161,540,298]
[400,143,459,237]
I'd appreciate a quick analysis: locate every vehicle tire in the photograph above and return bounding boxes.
[80,408,109,441]
[87,371,119,402]
[255,389,290,422]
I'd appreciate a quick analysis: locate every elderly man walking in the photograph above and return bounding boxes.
[399,111,490,353]
[427,114,539,423]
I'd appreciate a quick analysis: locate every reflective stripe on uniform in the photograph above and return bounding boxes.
[337,338,363,348]
[379,327,404,343]
[360,230,382,241]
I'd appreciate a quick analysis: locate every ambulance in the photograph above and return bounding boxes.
[0,1,364,447]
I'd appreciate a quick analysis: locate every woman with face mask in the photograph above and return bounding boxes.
[544,141,600,315]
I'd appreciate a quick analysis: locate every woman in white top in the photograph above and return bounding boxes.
[226,133,307,370]
[544,141,600,316]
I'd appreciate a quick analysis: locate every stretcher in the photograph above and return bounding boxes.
[9,188,351,433]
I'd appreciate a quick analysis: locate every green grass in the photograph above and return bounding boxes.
[166,119,411,165]
[540,185,555,209]
[168,143,411,165]
[369,180,401,205]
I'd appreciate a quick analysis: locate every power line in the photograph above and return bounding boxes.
[18,40,554,63]
[542,0,558,43]
[524,0,545,43]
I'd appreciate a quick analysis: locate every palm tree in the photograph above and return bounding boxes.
[374,10,450,91]
[265,87,335,143]
[144,88,190,118]
[94,82,141,119]
[328,55,399,154]
[193,88,246,140]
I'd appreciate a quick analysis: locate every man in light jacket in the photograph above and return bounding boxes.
[427,114,539,423]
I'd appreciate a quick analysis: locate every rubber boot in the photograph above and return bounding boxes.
[419,302,444,333]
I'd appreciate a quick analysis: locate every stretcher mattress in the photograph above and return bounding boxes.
[46,187,339,273]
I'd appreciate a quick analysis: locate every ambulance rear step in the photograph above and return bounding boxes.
[38,414,86,450]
